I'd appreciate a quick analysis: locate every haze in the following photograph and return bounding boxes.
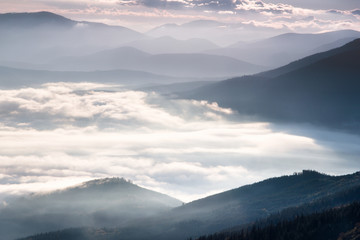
[0,0,360,206]
[1,82,359,203]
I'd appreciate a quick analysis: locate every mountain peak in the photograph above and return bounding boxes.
[25,11,62,17]
[298,169,327,177]
[182,20,224,28]
[0,11,75,28]
[78,177,132,188]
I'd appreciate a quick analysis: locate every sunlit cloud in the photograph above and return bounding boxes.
[0,0,359,33]
[0,82,359,202]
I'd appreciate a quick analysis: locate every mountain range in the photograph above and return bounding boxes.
[1,12,359,79]
[0,12,143,63]
[121,36,219,54]
[184,38,360,133]
[0,65,208,88]
[2,12,358,73]
[205,30,360,67]
[11,170,360,240]
[147,20,289,46]
[44,46,264,78]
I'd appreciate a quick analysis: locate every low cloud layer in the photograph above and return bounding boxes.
[0,82,359,203]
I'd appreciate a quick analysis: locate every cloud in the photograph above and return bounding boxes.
[261,0,360,11]
[1,0,359,35]
[94,0,360,33]
[118,0,188,9]
[116,0,294,14]
[0,82,359,203]
[117,0,236,10]
[233,0,293,14]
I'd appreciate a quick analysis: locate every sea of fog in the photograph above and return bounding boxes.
[0,82,359,203]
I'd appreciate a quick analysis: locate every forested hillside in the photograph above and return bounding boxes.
[195,202,360,240]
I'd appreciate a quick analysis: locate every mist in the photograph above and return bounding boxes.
[1,7,360,240]
[0,82,358,204]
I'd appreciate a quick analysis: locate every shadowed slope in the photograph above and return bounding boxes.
[186,39,360,132]
[18,171,360,240]
[0,178,182,240]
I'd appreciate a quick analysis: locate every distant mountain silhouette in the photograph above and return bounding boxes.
[311,37,360,54]
[50,47,152,71]
[231,30,360,49]
[0,11,143,63]
[46,48,265,78]
[206,30,360,67]
[0,11,74,28]
[147,20,287,46]
[258,36,360,78]
[0,178,181,240]
[122,36,219,54]
[186,39,360,133]
[0,65,200,88]
[0,11,137,33]
[181,20,224,28]
[139,81,215,96]
[147,20,224,35]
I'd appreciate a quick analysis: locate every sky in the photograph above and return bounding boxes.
[0,82,359,203]
[0,0,360,32]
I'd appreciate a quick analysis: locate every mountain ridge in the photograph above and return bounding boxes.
[0,11,136,32]
[0,11,144,63]
[258,37,360,78]
[0,64,207,88]
[185,38,360,132]
[45,48,265,78]
[15,170,360,240]
[0,11,75,28]
[0,177,182,240]
[206,30,360,67]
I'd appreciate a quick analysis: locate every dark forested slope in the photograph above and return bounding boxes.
[195,202,360,240]
[19,171,360,240]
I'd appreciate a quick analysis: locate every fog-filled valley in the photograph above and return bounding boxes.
[1,6,360,240]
